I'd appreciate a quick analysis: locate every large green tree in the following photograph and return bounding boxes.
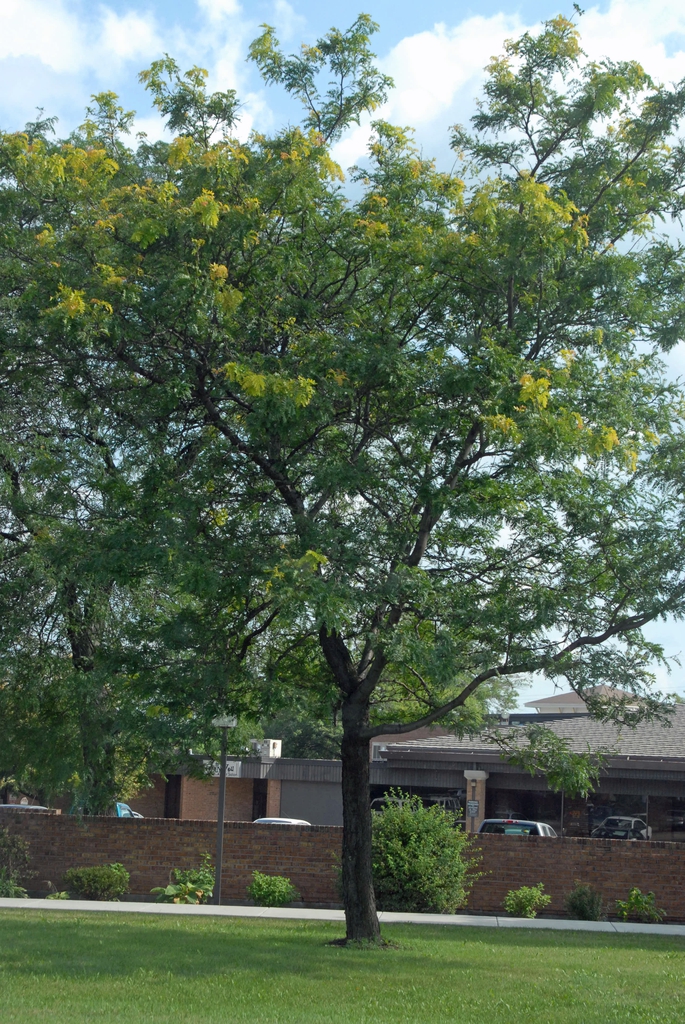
[3,15,685,939]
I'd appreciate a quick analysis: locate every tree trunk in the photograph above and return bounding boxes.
[340,702,381,942]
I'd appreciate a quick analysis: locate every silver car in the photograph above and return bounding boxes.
[253,817,311,825]
[478,819,557,836]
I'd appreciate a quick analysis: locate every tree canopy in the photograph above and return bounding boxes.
[2,13,685,937]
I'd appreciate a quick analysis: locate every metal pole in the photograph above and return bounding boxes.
[213,727,228,906]
[560,789,565,837]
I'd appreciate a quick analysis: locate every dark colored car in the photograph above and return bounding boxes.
[478,819,558,836]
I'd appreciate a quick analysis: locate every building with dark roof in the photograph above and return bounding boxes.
[121,701,685,838]
[379,704,685,840]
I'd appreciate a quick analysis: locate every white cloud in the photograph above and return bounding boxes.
[100,10,162,63]
[0,0,86,74]
[197,0,242,22]
[132,112,172,144]
[332,0,685,171]
[0,1,162,77]
[581,0,685,82]
[331,13,527,168]
[271,0,306,42]
[381,13,524,128]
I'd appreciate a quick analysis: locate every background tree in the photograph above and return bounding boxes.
[2,14,685,942]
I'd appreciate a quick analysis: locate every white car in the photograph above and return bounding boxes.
[592,816,652,839]
[253,817,311,825]
[478,818,558,836]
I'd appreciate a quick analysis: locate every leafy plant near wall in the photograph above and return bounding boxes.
[615,887,665,923]
[0,826,32,897]
[62,862,130,901]
[152,852,215,904]
[371,790,476,913]
[564,881,604,921]
[247,871,300,907]
[503,883,552,919]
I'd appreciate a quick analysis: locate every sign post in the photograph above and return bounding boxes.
[211,715,237,906]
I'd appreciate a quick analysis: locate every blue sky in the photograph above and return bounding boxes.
[2,0,685,707]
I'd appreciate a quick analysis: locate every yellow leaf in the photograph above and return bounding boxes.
[168,136,193,168]
[209,263,229,281]
[484,414,521,441]
[600,426,619,451]
[519,373,550,409]
[327,369,347,386]
[217,286,243,316]
[54,284,86,318]
[35,226,54,246]
[191,189,221,229]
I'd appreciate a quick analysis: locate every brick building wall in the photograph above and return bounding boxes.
[127,775,167,818]
[4,811,685,918]
[177,777,256,822]
[127,775,281,822]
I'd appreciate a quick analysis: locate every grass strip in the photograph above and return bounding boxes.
[0,909,683,1023]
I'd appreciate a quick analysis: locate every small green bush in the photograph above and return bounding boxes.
[564,881,604,921]
[0,867,28,898]
[247,871,300,907]
[615,887,665,923]
[371,790,475,913]
[63,862,130,901]
[503,883,552,918]
[45,890,69,900]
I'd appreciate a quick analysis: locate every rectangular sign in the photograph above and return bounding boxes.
[211,760,242,778]
[467,800,480,818]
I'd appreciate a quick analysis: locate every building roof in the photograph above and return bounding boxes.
[384,704,685,765]
[523,685,634,709]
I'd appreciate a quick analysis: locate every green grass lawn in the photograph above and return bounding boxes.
[0,911,684,1024]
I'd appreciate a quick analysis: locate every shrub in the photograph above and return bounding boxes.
[247,871,300,907]
[173,853,215,899]
[45,890,70,900]
[151,852,215,905]
[371,789,475,913]
[63,863,130,901]
[0,825,33,897]
[564,881,604,921]
[0,867,28,898]
[615,887,665,923]
[151,881,209,904]
[503,883,552,918]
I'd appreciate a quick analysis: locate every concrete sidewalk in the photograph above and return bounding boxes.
[1,898,684,936]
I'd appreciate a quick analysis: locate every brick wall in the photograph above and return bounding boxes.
[3,811,341,904]
[469,833,685,919]
[4,812,685,918]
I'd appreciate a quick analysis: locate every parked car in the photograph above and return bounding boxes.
[0,803,49,812]
[591,816,651,839]
[478,819,558,836]
[253,817,311,825]
[591,825,646,840]
[116,802,143,818]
